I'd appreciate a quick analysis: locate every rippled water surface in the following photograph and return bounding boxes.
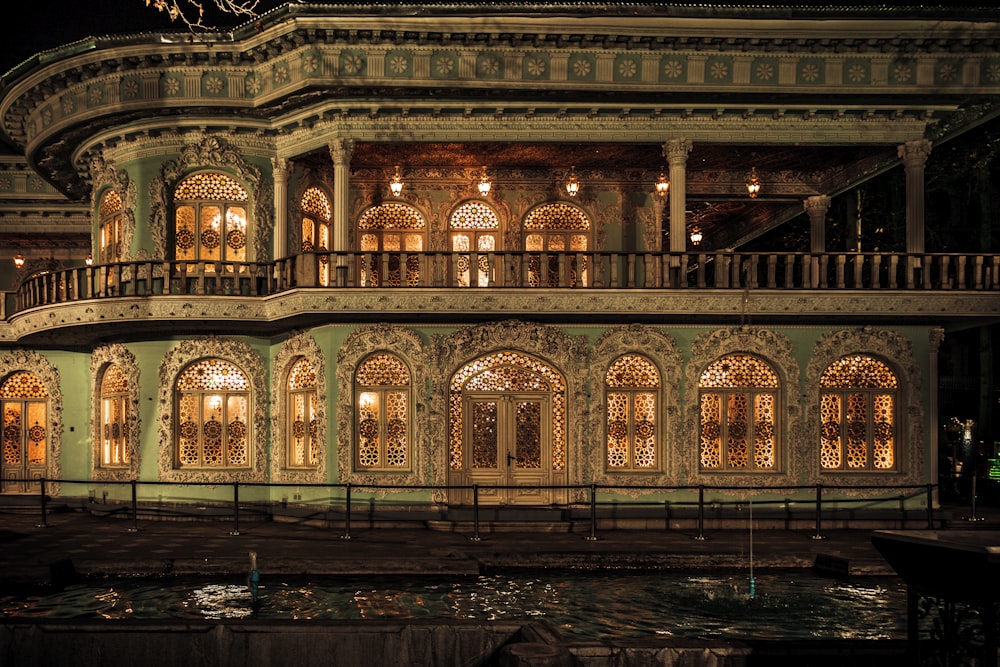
[1,571,908,640]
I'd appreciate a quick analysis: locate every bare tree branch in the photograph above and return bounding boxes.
[146,0,260,31]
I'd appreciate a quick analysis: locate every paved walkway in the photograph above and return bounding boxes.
[2,502,998,587]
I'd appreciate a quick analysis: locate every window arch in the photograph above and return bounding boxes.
[698,354,779,472]
[449,200,500,287]
[99,364,130,468]
[355,353,411,471]
[300,186,333,285]
[1,371,48,493]
[357,202,425,286]
[819,355,899,472]
[98,189,124,264]
[174,358,251,469]
[523,202,591,286]
[286,357,319,469]
[605,354,661,471]
[173,171,249,265]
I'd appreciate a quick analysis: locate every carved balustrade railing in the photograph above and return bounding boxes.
[10,251,1000,311]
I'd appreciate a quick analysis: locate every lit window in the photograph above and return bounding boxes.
[605,354,660,471]
[300,186,332,285]
[819,355,898,472]
[450,200,500,287]
[98,190,124,264]
[286,357,319,468]
[523,202,591,286]
[173,171,249,266]
[698,354,779,472]
[99,364,130,467]
[174,358,250,469]
[355,353,410,471]
[357,202,425,286]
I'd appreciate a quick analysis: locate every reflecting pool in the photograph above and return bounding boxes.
[1,571,908,640]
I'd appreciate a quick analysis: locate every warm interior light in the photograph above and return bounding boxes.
[389,165,404,197]
[689,226,703,246]
[746,167,761,198]
[565,166,580,197]
[359,391,377,410]
[13,252,24,269]
[655,170,670,198]
[85,254,93,266]
[477,166,492,196]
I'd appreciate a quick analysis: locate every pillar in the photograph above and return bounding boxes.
[663,139,692,253]
[929,327,945,507]
[328,138,354,254]
[804,195,830,253]
[271,157,289,259]
[898,139,932,256]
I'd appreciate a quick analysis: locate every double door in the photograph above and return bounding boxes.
[1,399,46,494]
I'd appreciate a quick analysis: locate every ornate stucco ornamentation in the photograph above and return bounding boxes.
[684,326,802,492]
[335,324,432,494]
[0,349,63,491]
[148,136,274,261]
[157,336,267,484]
[90,344,141,483]
[804,326,924,491]
[89,154,137,261]
[587,325,683,495]
[271,331,327,485]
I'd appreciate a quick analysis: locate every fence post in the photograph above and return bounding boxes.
[229,482,241,536]
[470,484,481,542]
[341,483,352,539]
[811,484,826,540]
[926,483,934,530]
[586,483,599,541]
[694,485,706,541]
[37,477,48,528]
[129,479,140,533]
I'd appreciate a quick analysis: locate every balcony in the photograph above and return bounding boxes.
[3,250,999,344]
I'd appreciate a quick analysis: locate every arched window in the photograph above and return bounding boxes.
[355,353,411,471]
[173,171,249,266]
[300,186,332,285]
[523,202,591,286]
[99,364,130,468]
[357,202,425,286]
[98,189,124,264]
[605,354,660,471]
[174,358,251,469]
[1,371,48,493]
[698,354,779,472]
[286,357,319,469]
[819,355,899,472]
[449,200,500,287]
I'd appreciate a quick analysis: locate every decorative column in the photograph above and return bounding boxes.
[804,195,830,253]
[663,139,692,253]
[898,139,932,256]
[328,138,355,254]
[271,158,289,259]
[929,327,945,508]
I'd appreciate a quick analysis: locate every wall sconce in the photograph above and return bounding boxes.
[689,226,703,246]
[746,167,761,199]
[85,254,93,266]
[565,166,580,197]
[389,165,404,197]
[477,166,492,196]
[13,252,25,269]
[655,170,670,198]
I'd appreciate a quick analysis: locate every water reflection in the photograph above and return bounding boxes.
[0,571,907,640]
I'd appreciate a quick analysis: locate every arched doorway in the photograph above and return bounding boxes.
[448,351,567,505]
[1,371,48,493]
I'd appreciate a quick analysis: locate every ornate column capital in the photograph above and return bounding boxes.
[803,194,830,215]
[663,138,693,164]
[897,139,932,168]
[328,138,355,166]
[929,327,946,353]
[271,157,289,179]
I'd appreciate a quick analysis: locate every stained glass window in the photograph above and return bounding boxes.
[100,364,130,467]
[357,203,425,286]
[287,357,319,468]
[174,358,250,469]
[98,189,124,264]
[523,203,590,287]
[819,355,898,472]
[173,171,249,266]
[450,201,499,287]
[698,354,779,472]
[606,354,660,471]
[300,186,333,285]
[355,353,410,471]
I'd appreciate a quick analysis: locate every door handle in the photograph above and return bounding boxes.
[507,452,516,467]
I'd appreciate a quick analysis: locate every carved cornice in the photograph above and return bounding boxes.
[90,344,141,482]
[271,331,327,485]
[0,348,63,491]
[156,336,267,483]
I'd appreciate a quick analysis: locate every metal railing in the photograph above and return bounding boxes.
[10,250,1000,311]
[12,477,941,542]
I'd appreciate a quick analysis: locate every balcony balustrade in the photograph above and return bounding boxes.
[8,250,1000,312]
